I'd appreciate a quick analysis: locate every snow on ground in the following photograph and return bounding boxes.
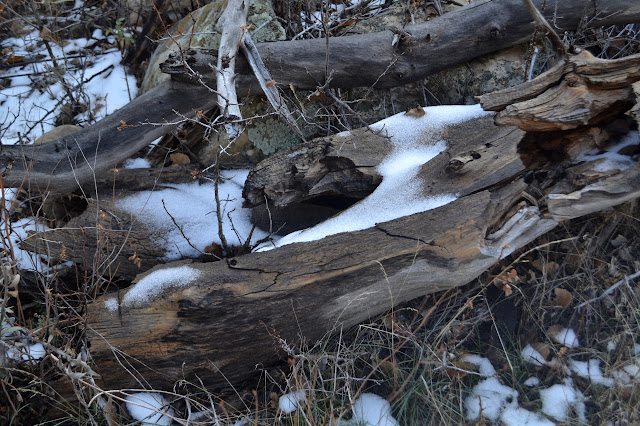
[1,6,137,273]
[539,380,586,423]
[0,193,73,273]
[104,265,202,310]
[349,393,398,426]
[462,330,640,424]
[115,170,274,260]
[267,105,492,249]
[125,392,174,425]
[278,390,398,426]
[551,328,580,348]
[278,390,306,414]
[6,342,46,363]
[123,157,152,169]
[0,14,137,144]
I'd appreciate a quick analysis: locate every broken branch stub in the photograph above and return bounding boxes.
[215,0,249,140]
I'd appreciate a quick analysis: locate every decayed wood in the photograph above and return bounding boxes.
[548,162,640,221]
[216,0,249,140]
[2,0,639,192]
[479,51,640,131]
[243,114,524,208]
[24,116,523,279]
[87,181,549,390]
[242,128,392,208]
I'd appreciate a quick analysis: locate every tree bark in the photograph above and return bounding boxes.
[2,0,639,193]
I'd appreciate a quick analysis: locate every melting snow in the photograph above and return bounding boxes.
[350,393,398,426]
[123,158,152,169]
[0,29,137,145]
[578,131,639,173]
[568,359,614,387]
[521,344,547,366]
[539,380,586,422]
[6,342,46,363]
[105,265,201,310]
[116,170,273,260]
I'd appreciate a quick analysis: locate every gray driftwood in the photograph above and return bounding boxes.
[2,0,639,193]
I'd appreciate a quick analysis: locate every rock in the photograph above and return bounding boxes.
[34,125,82,144]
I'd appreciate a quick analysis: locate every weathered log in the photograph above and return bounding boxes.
[215,0,249,139]
[479,51,640,131]
[0,81,218,194]
[86,107,640,391]
[242,112,525,233]
[23,115,525,279]
[20,165,200,280]
[87,161,640,391]
[163,0,640,92]
[2,0,639,192]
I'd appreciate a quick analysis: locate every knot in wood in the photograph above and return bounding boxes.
[490,26,504,38]
[565,73,584,88]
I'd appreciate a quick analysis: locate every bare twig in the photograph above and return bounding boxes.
[575,270,640,310]
[522,0,567,58]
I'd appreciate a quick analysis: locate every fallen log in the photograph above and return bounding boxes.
[84,24,640,389]
[2,0,639,192]
[87,161,640,391]
[86,111,640,391]
[163,0,640,92]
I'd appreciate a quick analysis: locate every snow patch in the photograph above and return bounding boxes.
[578,131,639,173]
[6,343,46,363]
[350,393,398,426]
[465,377,518,421]
[125,392,174,425]
[123,158,152,169]
[539,380,586,422]
[116,170,273,260]
[278,390,305,414]
[105,265,201,310]
[521,344,547,366]
[462,354,497,376]
[568,359,614,387]
[552,328,580,348]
